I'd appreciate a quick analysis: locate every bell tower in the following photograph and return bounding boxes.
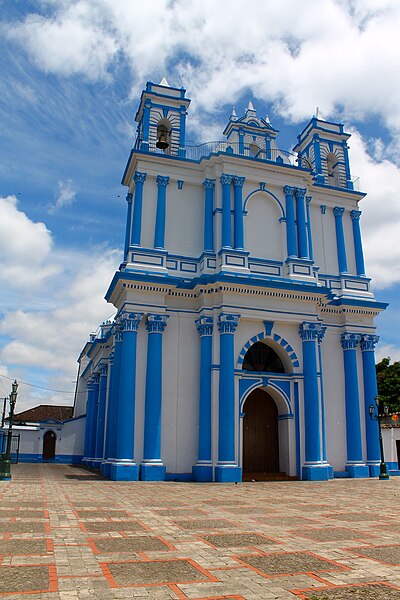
[293,117,353,190]
[134,78,191,158]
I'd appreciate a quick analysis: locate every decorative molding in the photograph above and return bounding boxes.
[99,363,108,377]
[146,313,169,333]
[360,334,379,352]
[177,180,184,189]
[238,331,299,368]
[317,325,327,343]
[320,205,327,214]
[217,313,240,334]
[133,171,147,184]
[126,192,133,203]
[299,321,324,342]
[232,176,245,188]
[195,316,213,337]
[156,175,170,187]
[220,174,232,186]
[295,187,306,200]
[283,185,295,197]
[333,206,345,218]
[340,332,362,350]
[202,178,215,189]
[120,312,144,332]
[350,209,362,221]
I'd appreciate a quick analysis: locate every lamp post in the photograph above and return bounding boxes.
[369,395,389,480]
[0,381,18,481]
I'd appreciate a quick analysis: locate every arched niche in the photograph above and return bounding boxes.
[244,191,284,261]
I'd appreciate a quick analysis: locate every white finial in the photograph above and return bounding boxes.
[159,76,170,87]
[247,100,255,112]
[231,106,238,121]
[265,114,270,124]
[315,106,319,119]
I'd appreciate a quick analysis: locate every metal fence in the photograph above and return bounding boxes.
[0,431,20,464]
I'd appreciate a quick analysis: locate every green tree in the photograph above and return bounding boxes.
[376,357,400,412]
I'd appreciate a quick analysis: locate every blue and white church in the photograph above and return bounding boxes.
[74,78,388,482]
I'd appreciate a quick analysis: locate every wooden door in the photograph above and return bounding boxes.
[243,389,279,474]
[43,431,56,459]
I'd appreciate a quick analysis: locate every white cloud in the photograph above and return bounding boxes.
[0,195,62,290]
[49,179,77,214]
[376,343,400,362]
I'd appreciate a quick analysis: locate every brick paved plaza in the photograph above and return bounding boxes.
[0,465,399,599]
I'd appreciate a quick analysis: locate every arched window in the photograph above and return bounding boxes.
[242,342,285,373]
[249,143,261,158]
[326,153,340,186]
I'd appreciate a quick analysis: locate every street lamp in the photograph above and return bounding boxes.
[0,380,18,481]
[369,395,390,480]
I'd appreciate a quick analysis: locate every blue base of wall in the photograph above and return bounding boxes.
[302,465,331,481]
[346,465,370,478]
[100,462,112,478]
[140,464,166,481]
[389,470,400,476]
[333,471,350,478]
[110,462,139,481]
[90,459,103,470]
[192,465,213,482]
[18,454,83,464]
[165,473,193,482]
[387,461,399,470]
[368,464,381,477]
[214,466,242,483]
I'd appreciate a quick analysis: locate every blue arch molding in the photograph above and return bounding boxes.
[239,377,292,415]
[237,331,300,368]
[243,186,285,217]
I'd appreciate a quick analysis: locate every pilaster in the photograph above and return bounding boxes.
[131,172,147,247]
[202,179,215,253]
[333,207,348,275]
[154,175,170,250]
[295,188,309,259]
[360,334,381,476]
[233,176,245,250]
[220,174,232,249]
[92,362,108,468]
[351,210,366,277]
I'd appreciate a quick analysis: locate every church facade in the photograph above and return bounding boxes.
[74,79,387,482]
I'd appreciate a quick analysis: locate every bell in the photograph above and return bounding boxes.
[156,130,169,150]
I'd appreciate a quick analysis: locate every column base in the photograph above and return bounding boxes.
[192,465,213,482]
[302,465,331,481]
[345,464,370,478]
[214,465,242,483]
[368,463,381,478]
[140,463,166,481]
[90,459,102,470]
[110,462,139,481]
[81,457,92,466]
[100,461,112,478]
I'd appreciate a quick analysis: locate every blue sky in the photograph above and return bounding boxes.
[0,0,400,410]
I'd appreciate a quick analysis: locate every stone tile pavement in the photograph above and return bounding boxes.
[0,464,399,599]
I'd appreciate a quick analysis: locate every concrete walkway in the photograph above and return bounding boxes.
[0,464,399,599]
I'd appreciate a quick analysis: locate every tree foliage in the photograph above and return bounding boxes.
[376,357,400,411]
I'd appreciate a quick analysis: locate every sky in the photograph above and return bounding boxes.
[1,0,400,412]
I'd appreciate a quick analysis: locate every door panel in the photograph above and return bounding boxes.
[243,389,279,473]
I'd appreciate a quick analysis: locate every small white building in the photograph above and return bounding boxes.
[74,79,392,482]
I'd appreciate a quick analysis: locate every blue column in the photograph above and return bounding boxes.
[83,379,94,464]
[265,135,271,160]
[192,316,213,482]
[238,130,244,154]
[110,312,143,481]
[334,207,348,274]
[284,186,297,258]
[141,100,151,151]
[299,322,330,481]
[313,133,324,184]
[342,140,353,189]
[100,350,114,476]
[141,314,169,481]
[154,175,170,249]
[178,106,186,157]
[93,363,108,467]
[89,373,100,465]
[341,333,369,477]
[202,179,215,253]
[220,174,232,249]
[131,172,147,247]
[295,187,309,259]
[123,193,132,261]
[102,327,123,477]
[351,210,366,277]
[215,313,241,482]
[233,176,245,250]
[317,327,329,468]
[306,196,314,261]
[361,334,381,477]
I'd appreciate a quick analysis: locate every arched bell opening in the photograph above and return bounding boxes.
[326,152,341,187]
[42,430,56,460]
[242,340,289,374]
[156,118,172,152]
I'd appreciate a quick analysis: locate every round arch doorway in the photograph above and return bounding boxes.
[242,388,280,480]
[42,430,56,460]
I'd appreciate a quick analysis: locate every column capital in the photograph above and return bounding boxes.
[220,173,232,186]
[350,209,362,221]
[202,178,215,189]
[283,185,295,198]
[360,334,380,352]
[295,187,306,200]
[134,171,147,184]
[156,175,170,187]
[306,195,312,206]
[126,192,133,203]
[195,316,213,336]
[99,363,108,377]
[113,324,123,343]
[121,312,144,332]
[299,321,323,342]
[108,350,115,366]
[333,206,345,218]
[232,176,245,188]
[92,372,100,384]
[87,379,95,392]
[340,332,362,350]
[217,313,240,334]
[317,325,327,343]
[146,313,169,333]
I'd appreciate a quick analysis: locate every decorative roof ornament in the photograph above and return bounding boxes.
[246,100,256,115]
[230,107,238,121]
[265,114,271,124]
[159,76,170,87]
